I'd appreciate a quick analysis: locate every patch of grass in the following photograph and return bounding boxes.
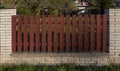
[0,64,120,71]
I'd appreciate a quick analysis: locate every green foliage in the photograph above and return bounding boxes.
[88,0,114,8]
[102,0,114,8]
[89,0,114,8]
[0,0,117,15]
[67,1,76,11]
[49,9,59,16]
[0,3,5,9]
[16,2,31,15]
[89,0,115,14]
[0,0,16,8]
[16,0,41,15]
[100,0,114,13]
[0,0,76,15]
[0,64,120,71]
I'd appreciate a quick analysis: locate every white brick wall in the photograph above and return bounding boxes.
[0,9,16,54]
[0,53,109,65]
[109,8,120,63]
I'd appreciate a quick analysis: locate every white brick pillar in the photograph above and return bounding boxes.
[109,9,120,64]
[0,9,16,54]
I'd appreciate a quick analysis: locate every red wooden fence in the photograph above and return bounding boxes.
[12,14,108,53]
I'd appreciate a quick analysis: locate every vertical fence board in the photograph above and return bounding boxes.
[30,16,34,52]
[90,15,95,52]
[72,15,76,52]
[24,16,28,52]
[96,15,101,52]
[84,15,88,51]
[36,16,40,52]
[54,16,58,52]
[103,14,107,52]
[78,15,82,52]
[60,15,64,52]
[42,15,46,52]
[48,15,52,52]
[12,14,107,53]
[12,16,17,52]
[18,16,22,52]
[66,15,70,52]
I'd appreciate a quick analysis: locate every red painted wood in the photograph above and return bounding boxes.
[103,14,107,52]
[60,15,64,52]
[84,15,88,51]
[23,16,28,52]
[78,15,82,52]
[54,16,58,52]
[72,15,76,52]
[12,16,17,52]
[90,15,95,52]
[96,15,101,52]
[42,15,46,52]
[48,15,52,52]
[30,16,34,52]
[18,16,22,52]
[66,15,70,52]
[36,16,40,52]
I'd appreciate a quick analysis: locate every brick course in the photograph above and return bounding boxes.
[109,8,120,64]
[0,9,16,55]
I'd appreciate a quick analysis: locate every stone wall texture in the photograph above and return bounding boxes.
[0,9,120,65]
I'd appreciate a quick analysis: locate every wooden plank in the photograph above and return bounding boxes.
[66,15,70,52]
[54,16,58,52]
[23,16,28,52]
[84,15,88,51]
[90,15,95,52]
[36,16,40,52]
[103,14,107,52]
[48,15,52,52]
[18,16,22,52]
[12,16,17,52]
[96,14,101,52]
[60,15,64,52]
[42,15,46,52]
[30,16,34,52]
[72,15,76,52]
[78,15,82,52]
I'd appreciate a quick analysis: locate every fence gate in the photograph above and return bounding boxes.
[12,14,108,53]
